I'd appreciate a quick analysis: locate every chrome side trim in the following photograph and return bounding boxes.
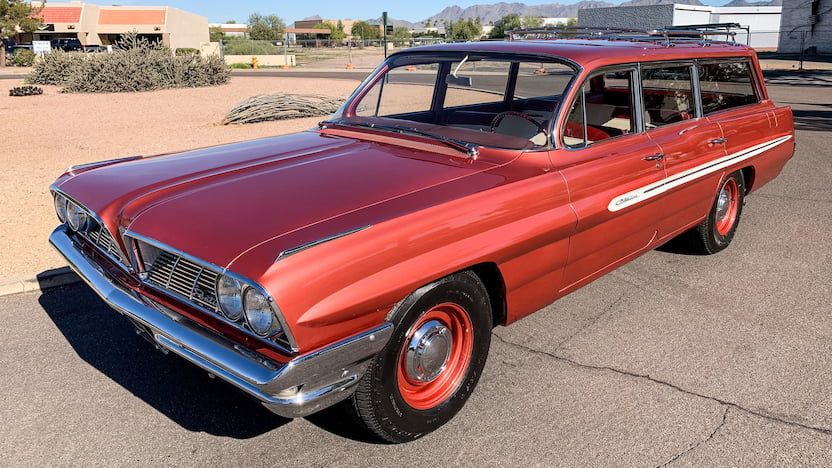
[50,224,393,418]
[276,225,372,260]
[608,135,792,212]
[67,155,143,174]
[125,230,300,353]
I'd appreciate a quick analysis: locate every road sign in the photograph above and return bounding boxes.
[32,41,51,56]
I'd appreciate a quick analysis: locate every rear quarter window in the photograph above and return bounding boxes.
[698,61,760,115]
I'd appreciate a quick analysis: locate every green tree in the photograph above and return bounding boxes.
[209,26,225,42]
[522,15,543,29]
[226,20,237,24]
[446,18,482,41]
[351,20,380,40]
[391,26,411,46]
[488,13,521,39]
[247,13,285,41]
[1,0,42,67]
[317,21,346,42]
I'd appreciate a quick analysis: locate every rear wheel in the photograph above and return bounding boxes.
[687,170,746,254]
[349,271,492,443]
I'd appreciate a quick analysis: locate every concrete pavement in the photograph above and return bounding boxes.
[0,82,830,465]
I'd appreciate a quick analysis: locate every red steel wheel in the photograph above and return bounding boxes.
[715,177,740,236]
[396,302,474,410]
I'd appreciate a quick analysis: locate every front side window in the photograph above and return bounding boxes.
[563,69,635,148]
[698,61,759,115]
[641,64,695,128]
[338,53,577,150]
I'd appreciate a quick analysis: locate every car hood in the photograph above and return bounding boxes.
[56,130,519,271]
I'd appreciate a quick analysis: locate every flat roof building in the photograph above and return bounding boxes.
[578,3,782,50]
[778,0,832,54]
[26,2,209,50]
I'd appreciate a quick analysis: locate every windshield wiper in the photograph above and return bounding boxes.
[320,120,479,160]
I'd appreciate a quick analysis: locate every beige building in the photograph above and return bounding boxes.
[26,2,209,50]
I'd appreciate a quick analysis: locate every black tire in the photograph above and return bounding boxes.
[687,170,746,255]
[349,271,492,443]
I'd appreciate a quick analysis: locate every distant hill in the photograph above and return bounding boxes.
[426,2,614,25]
[619,0,703,6]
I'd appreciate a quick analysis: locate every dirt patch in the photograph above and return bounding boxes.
[0,76,356,282]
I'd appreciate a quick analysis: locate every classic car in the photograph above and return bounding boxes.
[49,34,795,443]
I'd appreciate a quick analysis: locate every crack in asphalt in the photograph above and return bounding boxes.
[553,291,627,352]
[492,333,832,438]
[656,407,730,467]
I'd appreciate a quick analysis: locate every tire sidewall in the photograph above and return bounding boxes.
[367,272,492,440]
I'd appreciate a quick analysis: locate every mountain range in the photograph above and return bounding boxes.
[369,0,783,27]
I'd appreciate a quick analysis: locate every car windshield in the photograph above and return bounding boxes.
[329,52,577,151]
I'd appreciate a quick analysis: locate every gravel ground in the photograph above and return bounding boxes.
[0,80,829,464]
[0,77,357,282]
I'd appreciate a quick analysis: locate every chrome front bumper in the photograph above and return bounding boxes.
[49,225,392,418]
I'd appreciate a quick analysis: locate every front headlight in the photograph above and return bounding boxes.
[216,275,244,321]
[54,193,68,222]
[244,287,281,336]
[66,202,88,231]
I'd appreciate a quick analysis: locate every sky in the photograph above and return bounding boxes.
[99,0,726,24]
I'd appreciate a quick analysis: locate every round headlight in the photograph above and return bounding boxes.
[216,275,244,320]
[54,194,68,223]
[66,203,88,231]
[243,287,279,336]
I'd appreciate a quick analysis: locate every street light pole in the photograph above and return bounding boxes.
[382,11,388,59]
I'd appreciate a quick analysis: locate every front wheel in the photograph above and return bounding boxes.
[349,271,492,443]
[687,170,746,254]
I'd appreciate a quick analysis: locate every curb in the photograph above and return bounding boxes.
[0,267,81,298]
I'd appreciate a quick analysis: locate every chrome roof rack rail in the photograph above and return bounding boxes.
[508,23,744,47]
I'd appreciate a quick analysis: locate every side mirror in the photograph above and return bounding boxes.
[446,75,472,87]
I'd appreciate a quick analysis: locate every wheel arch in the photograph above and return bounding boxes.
[467,262,507,328]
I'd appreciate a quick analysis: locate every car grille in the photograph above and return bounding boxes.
[78,221,129,269]
[144,249,221,312]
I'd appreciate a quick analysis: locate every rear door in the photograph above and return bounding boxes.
[556,66,667,293]
[639,61,729,238]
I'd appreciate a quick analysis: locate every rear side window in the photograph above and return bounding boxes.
[641,65,695,128]
[698,61,759,115]
[563,69,635,148]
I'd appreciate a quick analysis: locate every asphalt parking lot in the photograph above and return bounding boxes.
[1,79,831,466]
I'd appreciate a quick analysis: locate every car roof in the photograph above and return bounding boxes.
[404,39,755,71]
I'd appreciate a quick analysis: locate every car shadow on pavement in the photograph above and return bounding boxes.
[38,284,292,439]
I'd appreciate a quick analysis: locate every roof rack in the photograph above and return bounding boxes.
[507,24,744,47]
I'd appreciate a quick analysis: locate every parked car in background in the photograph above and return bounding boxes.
[50,38,84,52]
[49,35,794,443]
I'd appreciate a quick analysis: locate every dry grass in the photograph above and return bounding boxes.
[0,76,357,282]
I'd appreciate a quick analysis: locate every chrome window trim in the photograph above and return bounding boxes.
[125,230,299,353]
[50,185,133,273]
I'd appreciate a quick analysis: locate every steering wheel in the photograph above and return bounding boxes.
[490,111,547,136]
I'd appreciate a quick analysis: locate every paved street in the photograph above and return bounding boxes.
[1,81,830,465]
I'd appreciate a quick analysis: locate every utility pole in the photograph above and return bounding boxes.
[382,11,388,59]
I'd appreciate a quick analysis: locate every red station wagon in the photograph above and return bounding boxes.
[49,33,795,443]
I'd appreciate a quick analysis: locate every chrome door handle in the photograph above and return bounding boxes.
[709,137,727,145]
[642,153,665,161]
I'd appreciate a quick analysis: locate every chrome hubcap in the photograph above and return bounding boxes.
[716,186,731,220]
[404,320,452,383]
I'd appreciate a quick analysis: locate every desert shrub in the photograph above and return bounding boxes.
[175,48,200,56]
[9,85,43,97]
[10,49,35,67]
[27,33,229,93]
[229,62,252,69]
[27,50,82,85]
[223,39,280,55]
[223,94,344,125]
